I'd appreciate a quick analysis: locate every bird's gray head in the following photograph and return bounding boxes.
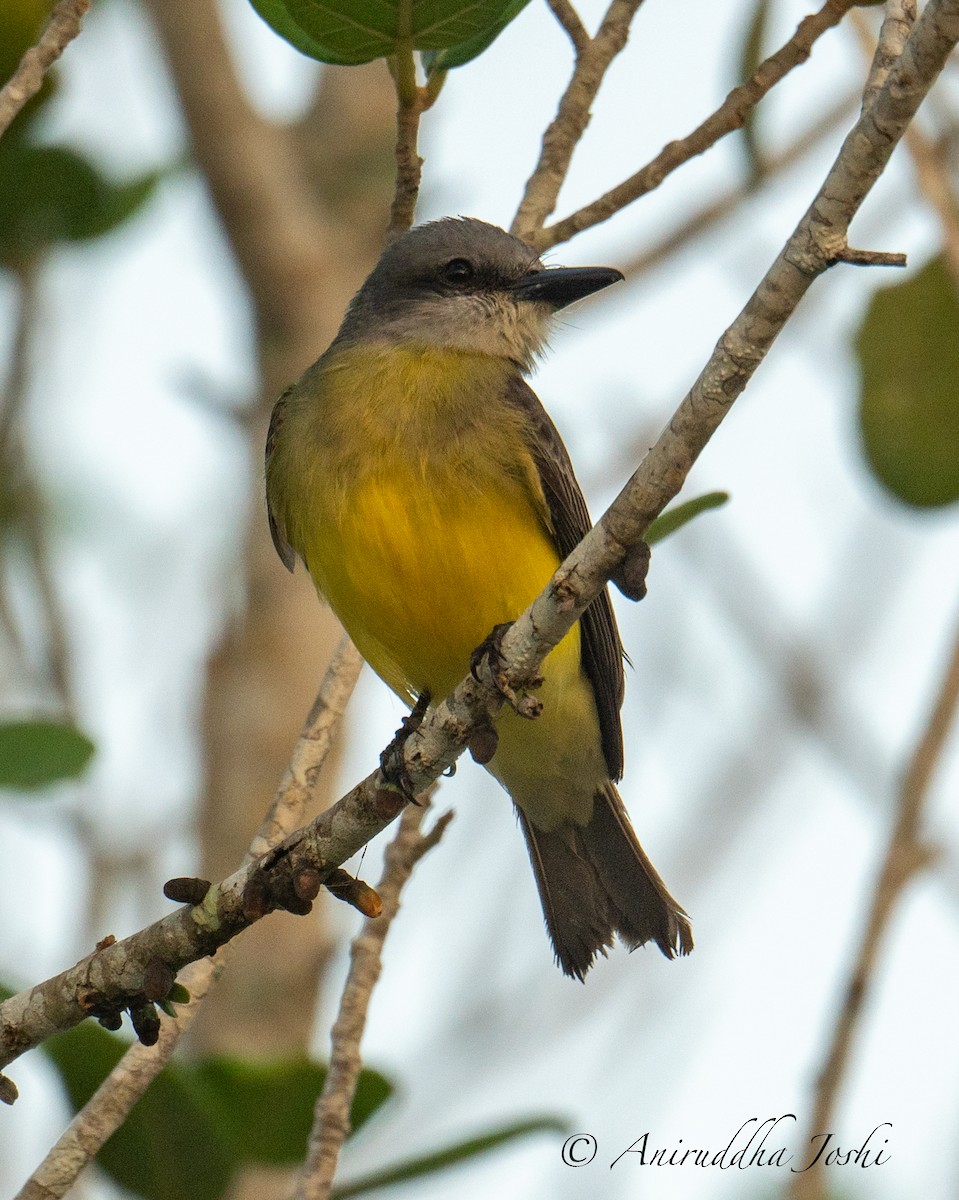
[335,217,623,370]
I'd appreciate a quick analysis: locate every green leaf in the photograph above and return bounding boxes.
[45,1025,236,1200]
[856,255,959,508]
[0,143,160,266]
[331,1116,567,1199]
[0,720,94,790]
[737,0,770,180]
[248,0,532,66]
[646,491,729,545]
[192,1055,392,1165]
[247,0,360,64]
[425,0,531,71]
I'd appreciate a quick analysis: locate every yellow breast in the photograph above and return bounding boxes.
[269,340,608,827]
[277,343,567,698]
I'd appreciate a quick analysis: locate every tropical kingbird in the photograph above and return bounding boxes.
[266,217,692,978]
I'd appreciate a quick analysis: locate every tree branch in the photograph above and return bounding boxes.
[859,0,918,110]
[0,265,76,709]
[385,9,445,241]
[0,0,89,138]
[613,91,859,282]
[296,802,453,1200]
[852,3,959,281]
[547,0,590,54]
[532,0,861,251]
[512,0,648,239]
[4,630,361,1200]
[13,956,221,1200]
[386,37,424,240]
[2,0,956,1084]
[789,608,959,1200]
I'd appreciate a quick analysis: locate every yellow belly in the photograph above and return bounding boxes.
[316,467,561,696]
[275,343,610,829]
[308,468,605,828]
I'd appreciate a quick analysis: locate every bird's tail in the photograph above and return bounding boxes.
[518,782,693,980]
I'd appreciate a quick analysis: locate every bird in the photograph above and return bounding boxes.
[265,216,692,978]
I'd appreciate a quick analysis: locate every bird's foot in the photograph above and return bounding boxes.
[379,690,431,803]
[470,622,543,720]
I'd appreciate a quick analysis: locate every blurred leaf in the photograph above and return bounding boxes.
[856,255,959,508]
[192,1055,392,1165]
[0,720,94,790]
[44,1022,394,1200]
[45,1024,235,1200]
[425,0,531,72]
[332,1116,567,1199]
[646,491,729,545]
[737,0,770,179]
[248,0,531,65]
[0,143,160,267]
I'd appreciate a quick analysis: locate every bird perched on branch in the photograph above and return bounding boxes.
[266,217,692,978]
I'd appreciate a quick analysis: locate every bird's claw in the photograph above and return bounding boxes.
[379,690,431,802]
[470,623,543,720]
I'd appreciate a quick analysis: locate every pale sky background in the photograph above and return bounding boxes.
[2,1,959,1198]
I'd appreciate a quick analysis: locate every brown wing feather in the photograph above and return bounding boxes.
[503,375,625,781]
[265,386,297,573]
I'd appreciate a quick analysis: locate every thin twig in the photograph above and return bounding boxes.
[387,54,424,239]
[385,2,446,240]
[2,0,957,1079]
[547,0,590,54]
[386,0,421,239]
[852,4,959,280]
[512,0,647,239]
[9,636,363,1197]
[534,0,861,251]
[296,802,453,1200]
[835,246,907,266]
[0,265,75,708]
[19,480,75,710]
[0,266,39,460]
[614,91,859,282]
[789,610,959,1200]
[903,120,959,279]
[0,0,90,138]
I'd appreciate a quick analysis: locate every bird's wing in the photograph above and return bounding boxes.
[504,374,626,781]
[265,386,297,572]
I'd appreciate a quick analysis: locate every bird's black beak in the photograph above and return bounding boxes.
[511,265,624,310]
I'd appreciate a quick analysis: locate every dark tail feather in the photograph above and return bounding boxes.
[518,784,692,981]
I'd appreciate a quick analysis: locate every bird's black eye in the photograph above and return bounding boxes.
[443,257,475,286]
